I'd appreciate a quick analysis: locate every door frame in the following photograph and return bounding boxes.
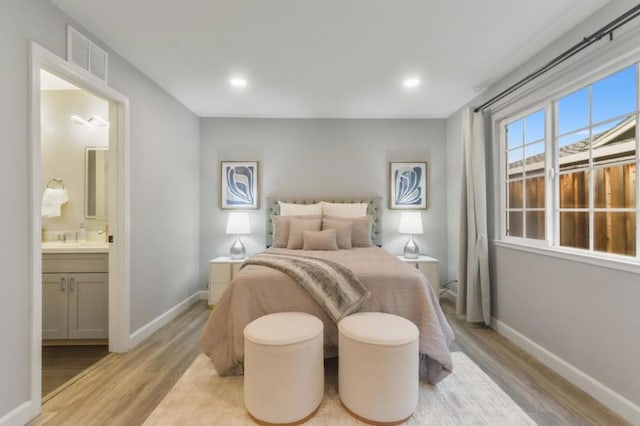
[29,42,130,413]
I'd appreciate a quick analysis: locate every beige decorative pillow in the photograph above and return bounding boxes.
[287,217,322,249]
[321,219,353,249]
[302,229,338,251]
[323,215,373,247]
[272,215,321,248]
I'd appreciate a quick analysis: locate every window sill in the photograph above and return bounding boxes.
[493,240,640,275]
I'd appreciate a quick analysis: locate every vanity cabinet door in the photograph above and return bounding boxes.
[42,273,68,339]
[68,273,109,339]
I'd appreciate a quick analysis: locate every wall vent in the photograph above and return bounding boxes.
[67,26,108,82]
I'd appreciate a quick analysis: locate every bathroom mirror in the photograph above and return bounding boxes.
[85,147,108,220]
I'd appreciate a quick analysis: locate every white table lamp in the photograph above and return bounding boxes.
[398,212,423,259]
[226,212,250,259]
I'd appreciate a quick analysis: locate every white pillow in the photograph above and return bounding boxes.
[279,201,323,216]
[321,202,368,218]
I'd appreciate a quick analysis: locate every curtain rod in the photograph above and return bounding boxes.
[474,4,640,113]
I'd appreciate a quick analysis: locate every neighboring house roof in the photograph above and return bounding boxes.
[508,116,636,177]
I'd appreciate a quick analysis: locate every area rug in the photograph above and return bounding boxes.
[143,352,536,425]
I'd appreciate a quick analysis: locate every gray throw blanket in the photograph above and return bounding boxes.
[241,252,371,322]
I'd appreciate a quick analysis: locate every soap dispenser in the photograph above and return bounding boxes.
[78,223,87,242]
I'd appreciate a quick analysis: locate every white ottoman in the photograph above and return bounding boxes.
[243,312,324,425]
[338,312,419,425]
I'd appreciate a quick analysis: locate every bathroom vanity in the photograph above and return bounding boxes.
[42,242,109,340]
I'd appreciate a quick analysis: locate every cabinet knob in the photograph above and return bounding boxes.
[69,277,75,292]
[60,277,66,292]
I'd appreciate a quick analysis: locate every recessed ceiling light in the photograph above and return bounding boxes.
[230,77,248,88]
[403,78,421,88]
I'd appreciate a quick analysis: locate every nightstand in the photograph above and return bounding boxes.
[396,255,439,293]
[209,257,245,305]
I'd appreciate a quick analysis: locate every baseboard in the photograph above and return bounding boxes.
[43,339,107,346]
[198,290,208,300]
[491,317,640,424]
[0,401,37,426]
[129,291,202,348]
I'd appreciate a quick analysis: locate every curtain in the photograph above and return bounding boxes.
[457,107,491,324]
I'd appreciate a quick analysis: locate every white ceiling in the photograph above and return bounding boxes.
[52,0,608,118]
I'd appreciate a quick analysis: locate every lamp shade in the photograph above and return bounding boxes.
[226,212,250,235]
[398,212,423,234]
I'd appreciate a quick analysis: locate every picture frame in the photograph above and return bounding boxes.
[389,162,427,209]
[221,161,259,209]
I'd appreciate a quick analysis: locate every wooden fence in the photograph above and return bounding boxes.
[508,163,636,256]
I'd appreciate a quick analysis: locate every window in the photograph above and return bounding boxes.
[505,109,546,239]
[501,63,639,259]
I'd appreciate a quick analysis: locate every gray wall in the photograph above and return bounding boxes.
[200,118,447,286]
[445,109,463,288]
[446,0,640,412]
[0,0,200,419]
[494,247,640,404]
[111,46,201,332]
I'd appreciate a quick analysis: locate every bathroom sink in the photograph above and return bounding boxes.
[42,241,109,254]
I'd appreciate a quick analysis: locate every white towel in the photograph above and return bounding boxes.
[41,188,69,217]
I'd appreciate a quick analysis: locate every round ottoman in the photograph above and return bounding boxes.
[338,312,419,425]
[243,312,324,425]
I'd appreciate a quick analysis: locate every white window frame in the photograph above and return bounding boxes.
[499,103,551,247]
[494,54,640,272]
[554,107,639,253]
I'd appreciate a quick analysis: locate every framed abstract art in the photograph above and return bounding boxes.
[221,161,259,209]
[389,162,427,209]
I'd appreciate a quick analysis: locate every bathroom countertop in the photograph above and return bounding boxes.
[42,241,109,254]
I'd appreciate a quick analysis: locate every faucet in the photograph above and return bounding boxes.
[98,224,109,242]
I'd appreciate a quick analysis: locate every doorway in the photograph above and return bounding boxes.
[40,69,111,398]
[30,43,130,414]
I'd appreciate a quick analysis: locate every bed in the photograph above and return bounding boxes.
[200,197,454,384]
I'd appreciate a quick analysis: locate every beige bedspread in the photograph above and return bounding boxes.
[200,247,454,384]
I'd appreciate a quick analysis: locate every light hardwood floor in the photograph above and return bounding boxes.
[31,302,210,426]
[442,300,628,425]
[42,345,110,398]
[29,300,628,425]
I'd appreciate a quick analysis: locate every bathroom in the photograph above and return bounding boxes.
[40,69,110,398]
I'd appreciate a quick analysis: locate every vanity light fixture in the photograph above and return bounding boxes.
[226,212,250,259]
[71,115,90,125]
[399,211,423,259]
[230,77,248,88]
[402,77,421,88]
[70,115,110,127]
[88,115,110,127]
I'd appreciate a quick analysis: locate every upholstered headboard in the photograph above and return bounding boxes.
[265,197,383,247]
